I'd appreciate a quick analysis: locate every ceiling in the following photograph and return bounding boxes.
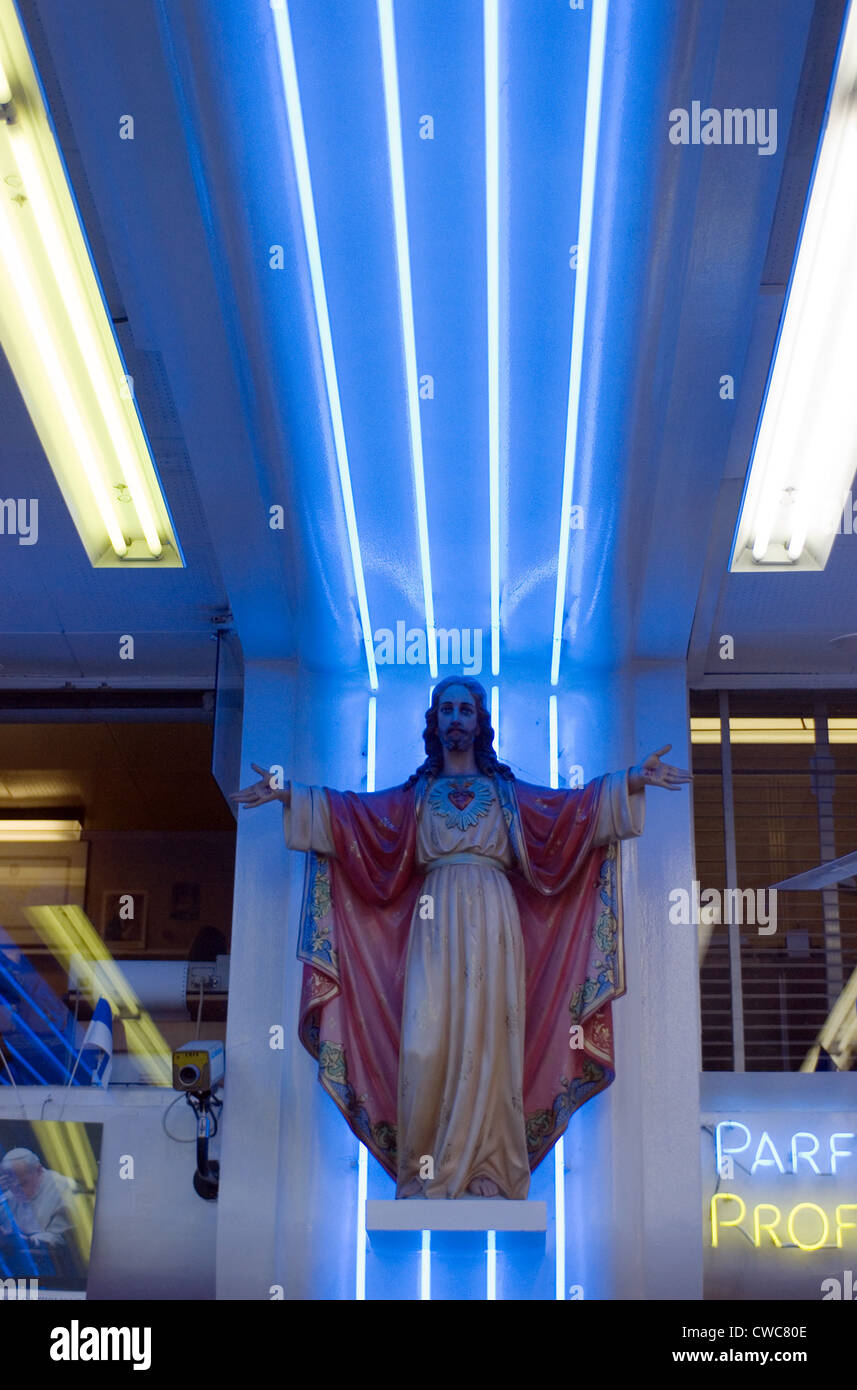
[0,721,234,829]
[0,0,851,694]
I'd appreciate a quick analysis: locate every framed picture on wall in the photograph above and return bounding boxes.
[100,890,147,950]
[169,881,200,921]
[0,1118,103,1296]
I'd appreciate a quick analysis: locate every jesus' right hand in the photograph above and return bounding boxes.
[230,763,291,809]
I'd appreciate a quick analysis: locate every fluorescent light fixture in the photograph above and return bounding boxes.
[484,1,500,677]
[730,5,857,572]
[690,716,857,744]
[491,684,499,752]
[0,817,80,841]
[551,0,610,684]
[0,0,182,566]
[828,719,857,742]
[377,1,437,679]
[270,0,378,689]
[0,51,12,105]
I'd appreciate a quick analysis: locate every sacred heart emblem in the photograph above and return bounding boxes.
[428,776,493,829]
[448,786,475,811]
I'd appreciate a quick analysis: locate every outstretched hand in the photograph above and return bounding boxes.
[629,745,692,794]
[230,763,290,809]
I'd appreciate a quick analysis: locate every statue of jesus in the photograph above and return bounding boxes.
[233,676,690,1199]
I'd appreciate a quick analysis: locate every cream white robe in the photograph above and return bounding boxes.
[284,770,642,1199]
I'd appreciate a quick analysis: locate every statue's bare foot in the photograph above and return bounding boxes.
[467,1176,500,1197]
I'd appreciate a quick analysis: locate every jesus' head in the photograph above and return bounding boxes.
[404,676,515,786]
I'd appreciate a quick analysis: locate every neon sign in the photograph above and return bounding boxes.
[714,1122,855,1177]
[709,1121,857,1252]
[711,1194,857,1250]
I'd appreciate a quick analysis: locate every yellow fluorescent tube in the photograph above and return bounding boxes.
[0,0,182,567]
[10,132,162,556]
[0,817,81,840]
[26,906,173,1085]
[0,187,129,555]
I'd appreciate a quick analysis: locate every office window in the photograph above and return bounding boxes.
[0,694,235,1087]
[692,691,857,1072]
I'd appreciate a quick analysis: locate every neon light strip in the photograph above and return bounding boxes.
[550,0,610,685]
[549,694,567,1297]
[486,687,501,1293]
[554,1138,567,1298]
[356,694,377,1299]
[1,1003,74,1081]
[0,957,94,1079]
[1,1036,49,1085]
[415,686,433,1294]
[420,1228,431,1299]
[367,695,377,793]
[270,1,378,689]
[356,1143,368,1300]
[377,1,437,678]
[484,0,500,677]
[0,1222,38,1278]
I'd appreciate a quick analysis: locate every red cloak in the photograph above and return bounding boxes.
[295,773,627,1179]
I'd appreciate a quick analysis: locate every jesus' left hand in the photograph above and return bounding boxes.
[628,745,692,794]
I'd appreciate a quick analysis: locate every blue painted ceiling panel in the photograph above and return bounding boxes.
[0,0,850,689]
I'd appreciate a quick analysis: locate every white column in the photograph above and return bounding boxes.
[613,663,702,1298]
[215,664,368,1299]
[541,663,701,1300]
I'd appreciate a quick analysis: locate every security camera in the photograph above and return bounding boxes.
[172,1041,224,1095]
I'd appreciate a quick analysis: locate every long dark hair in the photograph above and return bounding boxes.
[403,676,515,788]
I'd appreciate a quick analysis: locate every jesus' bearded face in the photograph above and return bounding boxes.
[436,684,479,756]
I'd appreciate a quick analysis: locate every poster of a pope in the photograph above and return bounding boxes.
[233,676,691,1200]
